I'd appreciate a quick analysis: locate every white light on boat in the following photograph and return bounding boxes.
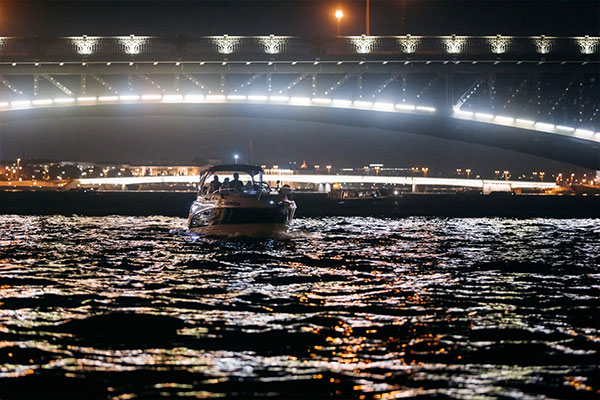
[54,98,75,103]
[353,101,373,108]
[494,115,514,124]
[474,113,494,120]
[98,96,118,102]
[32,99,53,106]
[311,98,332,104]
[226,95,246,101]
[396,104,416,111]
[332,99,352,106]
[269,96,290,102]
[535,122,555,130]
[77,97,97,102]
[247,95,268,101]
[555,125,574,132]
[416,106,436,112]
[515,118,535,125]
[141,94,162,101]
[119,95,140,101]
[0,102,9,107]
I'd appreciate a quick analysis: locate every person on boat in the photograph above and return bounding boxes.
[209,175,221,193]
[221,177,230,189]
[231,172,244,191]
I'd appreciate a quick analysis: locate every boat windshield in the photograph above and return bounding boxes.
[199,169,270,195]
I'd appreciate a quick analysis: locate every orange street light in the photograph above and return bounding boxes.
[335,9,344,36]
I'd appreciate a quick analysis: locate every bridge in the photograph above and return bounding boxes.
[0,35,598,169]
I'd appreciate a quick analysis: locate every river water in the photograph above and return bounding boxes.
[0,215,598,399]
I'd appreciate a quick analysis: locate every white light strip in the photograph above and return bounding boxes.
[205,95,226,101]
[494,115,514,124]
[32,99,53,106]
[535,122,555,130]
[269,96,289,103]
[474,113,494,120]
[311,98,332,105]
[77,97,97,102]
[0,102,9,107]
[396,104,416,111]
[353,101,373,108]
[185,94,205,102]
[162,94,184,101]
[226,95,246,101]
[98,96,118,102]
[119,95,140,101]
[289,97,311,105]
[575,129,594,136]
[54,97,75,103]
[416,106,436,112]
[555,125,574,133]
[332,99,352,106]
[11,100,31,107]
[141,94,162,101]
[373,102,394,111]
[515,118,535,125]
[247,95,269,101]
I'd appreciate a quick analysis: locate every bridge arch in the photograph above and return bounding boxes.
[0,99,598,169]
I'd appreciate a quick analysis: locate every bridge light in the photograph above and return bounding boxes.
[226,95,246,101]
[247,95,268,101]
[32,99,53,106]
[555,125,574,133]
[373,102,394,111]
[353,100,373,108]
[141,94,162,101]
[312,98,332,105]
[54,98,75,103]
[494,115,514,124]
[396,104,416,111]
[474,112,493,120]
[290,97,311,105]
[269,96,289,103]
[162,94,183,102]
[454,109,472,117]
[332,99,352,107]
[119,95,140,101]
[10,100,31,107]
[77,96,97,102]
[574,129,594,136]
[205,94,226,101]
[515,118,535,125]
[416,106,436,113]
[98,96,118,102]
[534,122,555,131]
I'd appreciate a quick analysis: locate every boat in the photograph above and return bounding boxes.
[188,164,297,236]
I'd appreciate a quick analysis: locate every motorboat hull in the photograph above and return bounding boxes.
[188,195,296,237]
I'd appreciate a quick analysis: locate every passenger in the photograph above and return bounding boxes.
[221,177,230,189]
[209,175,221,193]
[231,172,244,191]
[244,180,254,192]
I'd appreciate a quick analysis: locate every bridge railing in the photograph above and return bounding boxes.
[0,35,597,62]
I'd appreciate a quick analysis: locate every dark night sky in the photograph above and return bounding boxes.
[0,0,598,174]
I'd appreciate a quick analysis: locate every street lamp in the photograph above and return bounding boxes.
[335,9,344,36]
[326,165,332,174]
[234,154,239,164]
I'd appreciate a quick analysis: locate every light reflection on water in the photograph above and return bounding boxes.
[0,215,599,399]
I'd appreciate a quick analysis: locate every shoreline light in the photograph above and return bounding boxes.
[474,113,494,120]
[119,95,140,101]
[515,118,535,125]
[397,104,416,111]
[54,98,75,103]
[332,99,352,106]
[98,96,118,102]
[141,94,162,101]
[535,122,555,130]
[416,106,436,112]
[32,99,53,106]
[269,96,290,102]
[77,97,97,102]
[494,115,514,124]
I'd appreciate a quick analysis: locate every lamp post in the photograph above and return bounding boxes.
[335,9,344,36]
[234,154,239,164]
